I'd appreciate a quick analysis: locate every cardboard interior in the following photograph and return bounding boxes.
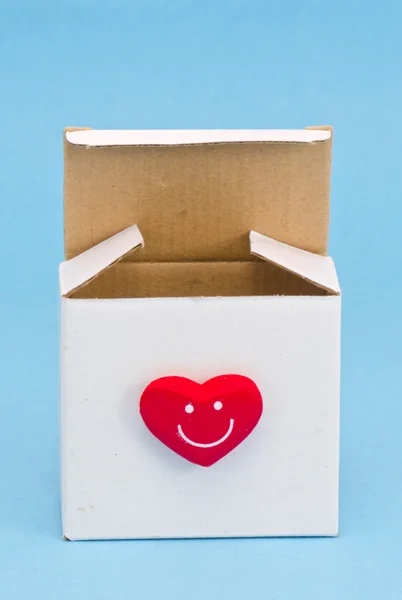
[71,260,327,299]
[63,128,334,299]
[60,226,338,299]
[64,128,332,261]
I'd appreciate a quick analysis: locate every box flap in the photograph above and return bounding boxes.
[250,230,340,295]
[64,127,332,262]
[59,224,143,297]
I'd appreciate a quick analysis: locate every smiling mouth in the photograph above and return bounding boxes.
[177,419,235,448]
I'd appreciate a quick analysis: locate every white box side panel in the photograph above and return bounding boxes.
[61,295,341,540]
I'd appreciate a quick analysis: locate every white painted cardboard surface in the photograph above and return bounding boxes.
[66,129,331,147]
[61,295,340,540]
[250,231,340,294]
[59,225,143,297]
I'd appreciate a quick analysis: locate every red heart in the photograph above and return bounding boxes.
[139,375,263,467]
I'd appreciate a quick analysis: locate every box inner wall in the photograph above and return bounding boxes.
[71,260,327,299]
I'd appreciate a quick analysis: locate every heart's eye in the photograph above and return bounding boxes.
[213,401,223,411]
[185,404,194,414]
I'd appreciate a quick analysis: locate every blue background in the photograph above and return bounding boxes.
[1,1,401,598]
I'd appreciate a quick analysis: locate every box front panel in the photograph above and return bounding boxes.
[61,295,340,540]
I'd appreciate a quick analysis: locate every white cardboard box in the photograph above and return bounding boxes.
[60,128,341,540]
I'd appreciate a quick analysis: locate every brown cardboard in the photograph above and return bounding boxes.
[64,128,332,262]
[70,260,325,299]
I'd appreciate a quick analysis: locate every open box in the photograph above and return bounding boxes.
[60,128,341,540]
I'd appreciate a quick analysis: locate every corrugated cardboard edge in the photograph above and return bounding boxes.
[59,224,144,298]
[305,125,333,136]
[65,128,332,147]
[250,231,340,295]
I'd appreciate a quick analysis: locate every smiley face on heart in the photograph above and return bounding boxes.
[139,374,263,467]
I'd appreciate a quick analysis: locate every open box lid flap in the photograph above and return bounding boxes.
[64,127,333,262]
[59,225,143,297]
[250,231,340,295]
